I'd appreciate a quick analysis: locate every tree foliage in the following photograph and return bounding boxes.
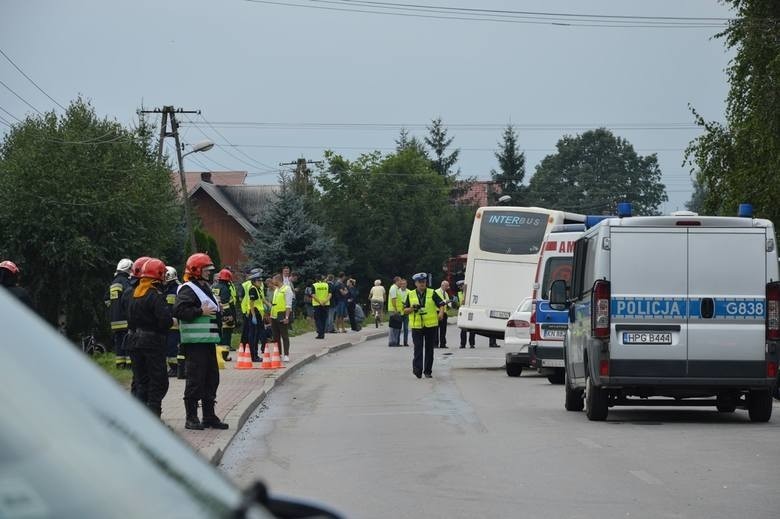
[425,117,459,179]
[685,177,708,213]
[243,174,339,281]
[395,127,429,159]
[490,125,526,205]
[685,0,780,220]
[526,128,668,215]
[0,98,182,336]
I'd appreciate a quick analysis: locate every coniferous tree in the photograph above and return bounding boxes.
[490,125,526,205]
[425,117,459,179]
[395,127,429,158]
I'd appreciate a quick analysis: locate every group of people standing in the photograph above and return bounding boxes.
[305,272,363,337]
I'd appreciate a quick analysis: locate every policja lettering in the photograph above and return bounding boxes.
[614,298,685,318]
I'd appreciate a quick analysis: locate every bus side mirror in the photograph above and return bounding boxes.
[549,280,569,310]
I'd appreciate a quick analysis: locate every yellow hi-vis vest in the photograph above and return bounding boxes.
[457,290,464,306]
[312,282,330,307]
[407,288,439,329]
[272,284,290,318]
[241,280,266,316]
[228,282,237,305]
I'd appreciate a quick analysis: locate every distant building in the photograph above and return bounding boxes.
[453,180,500,207]
[183,171,277,269]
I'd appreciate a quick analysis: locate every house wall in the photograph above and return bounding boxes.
[191,191,251,269]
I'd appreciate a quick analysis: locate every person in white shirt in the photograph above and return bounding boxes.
[369,279,386,325]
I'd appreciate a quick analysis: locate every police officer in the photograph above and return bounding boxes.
[311,273,332,339]
[213,269,237,358]
[0,260,34,310]
[126,258,172,417]
[163,266,182,377]
[105,258,133,368]
[434,280,451,348]
[240,268,266,361]
[403,273,447,378]
[456,280,475,348]
[173,253,228,431]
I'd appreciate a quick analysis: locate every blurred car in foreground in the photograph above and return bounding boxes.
[0,289,341,519]
[504,297,532,377]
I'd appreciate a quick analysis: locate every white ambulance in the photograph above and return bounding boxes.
[550,205,779,422]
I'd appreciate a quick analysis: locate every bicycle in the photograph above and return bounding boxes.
[80,333,107,356]
[371,301,382,328]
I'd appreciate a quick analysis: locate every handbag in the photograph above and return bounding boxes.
[388,313,402,329]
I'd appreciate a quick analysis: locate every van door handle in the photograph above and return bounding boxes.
[700,297,714,319]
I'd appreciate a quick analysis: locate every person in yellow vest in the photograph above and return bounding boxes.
[311,273,332,339]
[240,268,266,362]
[403,273,447,378]
[270,273,293,361]
[456,279,475,348]
[173,253,228,431]
[434,280,452,349]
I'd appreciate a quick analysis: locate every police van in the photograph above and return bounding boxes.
[529,225,584,384]
[550,204,779,422]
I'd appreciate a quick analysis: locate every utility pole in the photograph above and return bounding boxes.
[279,158,322,196]
[138,106,201,253]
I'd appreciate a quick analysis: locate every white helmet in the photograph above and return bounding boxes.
[164,266,179,284]
[115,258,133,275]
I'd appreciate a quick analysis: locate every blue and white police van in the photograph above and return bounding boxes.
[550,204,779,421]
[528,224,584,384]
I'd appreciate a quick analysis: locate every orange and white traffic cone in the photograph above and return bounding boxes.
[261,345,273,370]
[270,342,283,369]
[236,343,254,370]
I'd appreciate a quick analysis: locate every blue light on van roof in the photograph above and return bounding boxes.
[617,202,632,218]
[585,215,610,229]
[738,203,753,218]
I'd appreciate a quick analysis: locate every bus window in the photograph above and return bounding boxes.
[479,210,548,255]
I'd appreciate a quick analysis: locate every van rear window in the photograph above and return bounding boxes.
[541,257,573,299]
[479,211,547,255]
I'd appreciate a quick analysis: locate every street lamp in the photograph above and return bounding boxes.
[176,139,214,252]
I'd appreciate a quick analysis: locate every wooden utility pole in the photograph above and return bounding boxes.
[279,158,322,195]
[138,106,200,252]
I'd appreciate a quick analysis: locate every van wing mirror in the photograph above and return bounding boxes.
[549,279,569,310]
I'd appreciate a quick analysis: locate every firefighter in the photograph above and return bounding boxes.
[105,258,133,368]
[126,258,172,417]
[213,269,237,359]
[173,253,228,431]
[123,257,150,396]
[163,266,181,377]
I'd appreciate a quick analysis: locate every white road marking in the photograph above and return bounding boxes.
[630,470,663,485]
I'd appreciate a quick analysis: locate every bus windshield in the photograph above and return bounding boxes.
[479,210,548,255]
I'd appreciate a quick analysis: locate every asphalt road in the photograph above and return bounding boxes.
[219,326,780,519]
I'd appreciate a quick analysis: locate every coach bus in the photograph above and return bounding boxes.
[457,206,585,340]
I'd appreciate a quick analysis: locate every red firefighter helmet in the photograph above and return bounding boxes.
[0,260,19,275]
[185,253,214,279]
[216,268,233,282]
[132,256,151,278]
[140,258,166,281]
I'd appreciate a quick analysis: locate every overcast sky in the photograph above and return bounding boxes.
[2,0,735,212]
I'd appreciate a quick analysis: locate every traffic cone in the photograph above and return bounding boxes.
[236,343,253,370]
[261,346,273,370]
[270,342,283,369]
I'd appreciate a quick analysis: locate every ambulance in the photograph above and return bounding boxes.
[550,204,779,422]
[528,224,583,384]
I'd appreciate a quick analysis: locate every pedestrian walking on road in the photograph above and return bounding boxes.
[404,273,446,378]
[270,274,293,361]
[369,279,386,324]
[434,280,451,348]
[126,258,172,418]
[174,253,229,431]
[311,274,331,339]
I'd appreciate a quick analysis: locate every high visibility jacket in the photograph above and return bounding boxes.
[165,281,180,330]
[228,282,238,305]
[407,288,439,329]
[435,288,449,305]
[176,282,221,344]
[312,282,330,307]
[106,272,131,331]
[241,280,265,316]
[387,285,398,312]
[271,284,290,318]
[457,290,464,306]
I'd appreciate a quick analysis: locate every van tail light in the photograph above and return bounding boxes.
[507,319,530,328]
[592,280,611,339]
[766,282,780,340]
[768,361,778,378]
[599,359,610,377]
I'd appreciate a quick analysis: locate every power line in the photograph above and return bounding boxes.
[0,78,42,115]
[215,143,689,153]
[189,114,277,171]
[0,47,67,111]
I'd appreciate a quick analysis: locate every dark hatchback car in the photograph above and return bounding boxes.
[0,290,340,519]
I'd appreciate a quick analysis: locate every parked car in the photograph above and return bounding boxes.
[504,297,532,377]
[0,289,341,518]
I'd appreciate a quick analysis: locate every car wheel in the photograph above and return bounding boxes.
[747,390,773,423]
[564,369,584,412]
[548,369,565,385]
[585,371,608,421]
[715,392,737,413]
[506,363,522,377]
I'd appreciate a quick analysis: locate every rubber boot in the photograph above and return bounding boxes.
[184,399,204,430]
[201,401,229,430]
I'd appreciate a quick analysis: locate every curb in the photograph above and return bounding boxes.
[206,330,386,465]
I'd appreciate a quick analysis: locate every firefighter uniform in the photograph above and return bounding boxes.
[105,271,132,368]
[164,280,181,376]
